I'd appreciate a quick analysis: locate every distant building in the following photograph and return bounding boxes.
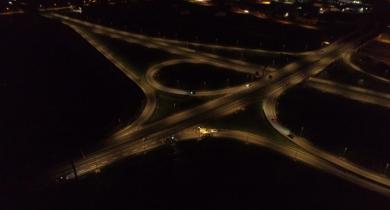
[271,0,296,4]
[269,0,312,4]
[338,0,363,4]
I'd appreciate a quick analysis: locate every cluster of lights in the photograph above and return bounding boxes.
[198,127,218,135]
[82,0,97,5]
[188,0,212,6]
[257,0,271,5]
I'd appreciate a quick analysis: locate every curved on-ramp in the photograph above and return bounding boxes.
[44,13,390,196]
[262,83,390,197]
[48,13,319,57]
[176,128,390,197]
[145,58,261,97]
[65,23,158,142]
[342,50,390,84]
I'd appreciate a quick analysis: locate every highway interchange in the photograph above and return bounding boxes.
[42,5,390,198]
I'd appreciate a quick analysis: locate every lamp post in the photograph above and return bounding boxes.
[343,147,348,158]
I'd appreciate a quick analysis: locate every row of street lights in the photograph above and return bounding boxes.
[298,126,389,176]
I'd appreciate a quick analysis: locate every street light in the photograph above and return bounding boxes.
[343,147,348,157]
[294,150,298,162]
[385,162,389,176]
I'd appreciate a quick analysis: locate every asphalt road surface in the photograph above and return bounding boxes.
[41,4,390,198]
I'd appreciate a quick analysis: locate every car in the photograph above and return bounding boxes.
[188,90,196,95]
[56,176,65,183]
[166,136,176,144]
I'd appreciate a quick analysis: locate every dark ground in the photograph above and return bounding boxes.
[0,14,144,198]
[318,60,390,93]
[1,4,389,210]
[278,86,390,172]
[66,0,349,52]
[157,63,251,90]
[352,52,390,80]
[21,138,390,210]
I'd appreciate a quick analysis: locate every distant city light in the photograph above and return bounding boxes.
[258,0,271,5]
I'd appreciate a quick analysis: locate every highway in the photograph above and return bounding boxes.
[212,130,390,196]
[358,36,390,66]
[47,13,321,61]
[42,13,326,135]
[262,5,390,191]
[0,6,72,16]
[306,77,390,108]
[145,58,261,97]
[63,24,158,144]
[47,13,337,143]
[360,51,390,66]
[230,6,320,31]
[52,17,281,140]
[377,33,390,44]
[42,7,390,198]
[342,50,390,84]
[50,13,319,57]
[263,90,390,194]
[171,127,390,195]
[261,23,390,196]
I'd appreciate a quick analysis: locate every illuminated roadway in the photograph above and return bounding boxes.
[42,11,390,197]
[263,91,390,195]
[49,13,281,73]
[63,24,157,144]
[50,15,284,140]
[262,21,390,196]
[306,77,390,108]
[145,58,261,97]
[342,49,390,84]
[262,8,390,194]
